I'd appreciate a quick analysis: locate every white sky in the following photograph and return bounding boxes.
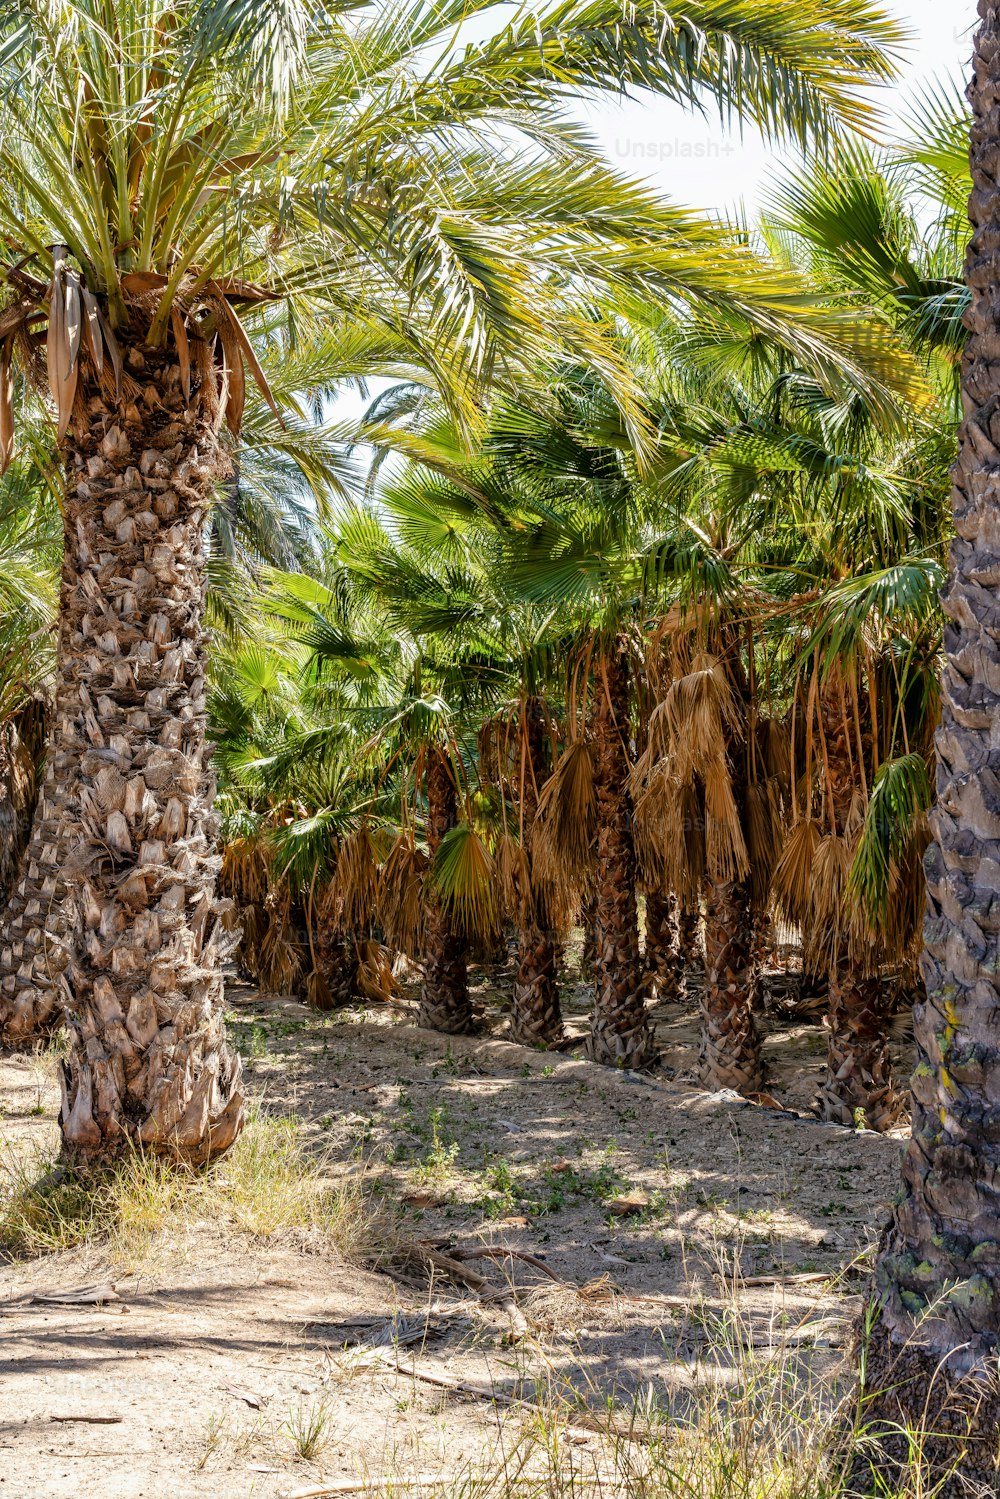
[576,0,972,214]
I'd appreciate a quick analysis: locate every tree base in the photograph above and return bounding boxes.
[850,1313,1000,1497]
[417,1000,477,1035]
[817,1077,903,1133]
[510,933,564,1049]
[587,1013,658,1070]
[699,996,762,1096]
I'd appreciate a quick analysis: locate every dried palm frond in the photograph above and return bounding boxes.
[703,758,749,884]
[430,823,499,941]
[758,717,791,799]
[305,967,333,1012]
[772,820,822,929]
[494,830,530,922]
[533,738,596,881]
[256,883,303,995]
[746,777,784,910]
[811,833,852,935]
[336,824,389,936]
[633,761,674,889]
[47,247,79,442]
[219,833,270,908]
[660,653,740,784]
[356,939,401,1005]
[0,339,13,476]
[378,830,428,959]
[636,773,706,898]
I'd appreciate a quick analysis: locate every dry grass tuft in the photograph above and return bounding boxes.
[0,1103,393,1267]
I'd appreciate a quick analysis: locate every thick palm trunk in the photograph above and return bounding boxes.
[511,699,563,1048]
[643,889,678,1000]
[588,648,655,1069]
[419,746,473,1034]
[53,342,244,1164]
[701,876,762,1093]
[818,958,899,1131]
[856,8,1000,1486]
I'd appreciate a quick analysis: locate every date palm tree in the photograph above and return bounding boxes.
[0,0,908,1162]
[855,9,1000,1485]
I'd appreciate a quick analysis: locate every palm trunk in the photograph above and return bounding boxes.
[699,667,761,1095]
[819,958,900,1131]
[579,890,597,980]
[511,698,563,1048]
[701,875,762,1093]
[817,677,901,1130]
[54,340,244,1165]
[0,707,64,1049]
[314,923,360,1010]
[677,897,703,980]
[419,745,473,1034]
[643,889,678,1000]
[588,647,655,1069]
[856,8,1000,1486]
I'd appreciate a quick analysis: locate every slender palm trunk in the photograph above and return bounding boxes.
[856,9,1000,1486]
[511,699,564,1048]
[588,648,655,1068]
[419,745,473,1034]
[701,875,761,1093]
[579,890,597,980]
[643,889,678,1000]
[817,683,903,1130]
[700,677,762,1095]
[52,340,244,1164]
[314,924,360,1009]
[677,897,703,979]
[0,708,61,1048]
[819,959,899,1131]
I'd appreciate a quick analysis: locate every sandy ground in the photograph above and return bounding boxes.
[0,963,913,1499]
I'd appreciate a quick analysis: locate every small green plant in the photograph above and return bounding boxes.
[285,1399,330,1461]
[196,1412,227,1471]
[412,1107,460,1182]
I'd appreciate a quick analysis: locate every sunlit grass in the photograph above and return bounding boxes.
[0,1102,393,1266]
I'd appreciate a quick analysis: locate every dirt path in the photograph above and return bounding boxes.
[0,979,908,1499]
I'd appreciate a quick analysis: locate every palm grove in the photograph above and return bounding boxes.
[0,0,996,1489]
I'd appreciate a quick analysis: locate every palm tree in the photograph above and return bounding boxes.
[419,741,474,1034]
[855,13,1000,1480]
[589,641,656,1066]
[508,696,565,1048]
[0,0,909,1161]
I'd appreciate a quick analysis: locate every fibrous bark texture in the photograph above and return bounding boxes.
[857,8,1000,1490]
[819,960,899,1131]
[511,699,564,1048]
[701,875,761,1094]
[816,676,902,1130]
[677,898,702,977]
[314,922,360,1010]
[0,707,60,1049]
[588,649,655,1069]
[642,890,678,1001]
[419,745,473,1035]
[579,890,597,980]
[55,341,244,1165]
